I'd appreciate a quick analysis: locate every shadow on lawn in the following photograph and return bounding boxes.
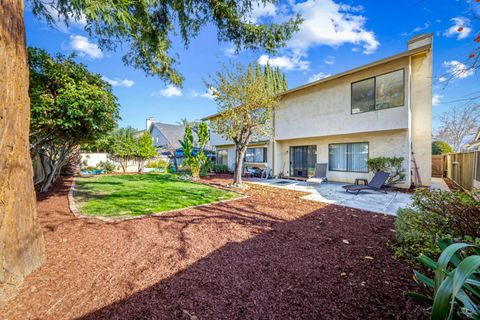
[77,206,427,320]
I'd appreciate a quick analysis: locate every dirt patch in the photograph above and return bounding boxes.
[0,175,427,319]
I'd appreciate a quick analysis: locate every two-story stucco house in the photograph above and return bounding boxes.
[204,34,433,188]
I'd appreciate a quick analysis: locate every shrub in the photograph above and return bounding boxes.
[406,241,480,320]
[432,140,453,155]
[395,208,451,263]
[145,159,170,170]
[96,161,117,173]
[213,164,229,173]
[366,156,405,185]
[411,189,480,239]
[200,159,212,177]
[395,189,480,264]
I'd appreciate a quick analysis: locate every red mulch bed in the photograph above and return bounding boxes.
[443,178,458,191]
[0,175,427,320]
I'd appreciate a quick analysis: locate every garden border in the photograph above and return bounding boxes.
[67,176,249,222]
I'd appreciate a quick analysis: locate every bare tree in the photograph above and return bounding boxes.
[435,105,479,152]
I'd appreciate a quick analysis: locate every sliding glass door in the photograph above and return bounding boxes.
[290,145,317,178]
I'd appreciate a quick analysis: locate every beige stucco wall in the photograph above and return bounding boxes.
[207,38,433,188]
[216,141,273,172]
[275,57,410,141]
[273,129,410,188]
[410,51,433,186]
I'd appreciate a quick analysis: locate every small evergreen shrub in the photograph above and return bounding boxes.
[395,189,480,264]
[145,159,170,170]
[395,208,451,263]
[213,164,229,173]
[366,156,405,185]
[96,161,117,173]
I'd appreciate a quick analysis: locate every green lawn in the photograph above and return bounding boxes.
[73,173,237,218]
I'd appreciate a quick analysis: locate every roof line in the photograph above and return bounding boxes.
[280,44,431,96]
[202,44,431,121]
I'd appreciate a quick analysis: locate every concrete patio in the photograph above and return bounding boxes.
[250,179,413,215]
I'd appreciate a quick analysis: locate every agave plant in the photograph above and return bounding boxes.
[406,240,480,319]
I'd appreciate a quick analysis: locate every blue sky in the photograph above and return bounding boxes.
[25,0,479,132]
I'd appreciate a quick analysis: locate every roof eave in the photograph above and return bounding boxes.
[280,44,431,96]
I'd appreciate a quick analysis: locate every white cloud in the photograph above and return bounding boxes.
[191,87,216,100]
[438,76,447,83]
[443,17,472,40]
[152,85,182,97]
[245,1,277,23]
[223,46,237,58]
[69,35,103,59]
[44,4,86,32]
[401,22,432,36]
[308,72,332,82]
[323,55,335,65]
[432,94,443,106]
[285,0,379,55]
[102,76,134,88]
[443,60,474,80]
[257,53,310,71]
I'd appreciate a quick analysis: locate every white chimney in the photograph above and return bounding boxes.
[146,117,155,131]
[408,33,433,51]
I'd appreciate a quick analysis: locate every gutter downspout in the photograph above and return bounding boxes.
[407,55,413,187]
[272,107,276,177]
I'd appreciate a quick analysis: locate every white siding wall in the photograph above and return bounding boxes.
[80,153,138,172]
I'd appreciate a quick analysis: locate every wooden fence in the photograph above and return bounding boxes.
[432,155,444,177]
[437,151,480,191]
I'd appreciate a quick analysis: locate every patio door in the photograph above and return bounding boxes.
[290,145,317,178]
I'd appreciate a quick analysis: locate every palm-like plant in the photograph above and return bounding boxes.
[407,240,480,319]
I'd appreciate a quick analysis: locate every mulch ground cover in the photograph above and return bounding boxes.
[0,174,428,320]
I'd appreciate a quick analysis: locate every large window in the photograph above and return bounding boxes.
[329,142,369,172]
[351,69,404,114]
[245,147,267,163]
[216,149,228,165]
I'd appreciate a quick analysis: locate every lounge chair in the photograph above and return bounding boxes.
[306,163,328,186]
[342,171,389,195]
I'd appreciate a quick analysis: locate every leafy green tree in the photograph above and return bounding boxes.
[207,63,287,185]
[31,0,301,86]
[432,140,454,155]
[0,0,301,285]
[110,127,137,173]
[28,47,120,192]
[180,121,209,179]
[134,132,158,173]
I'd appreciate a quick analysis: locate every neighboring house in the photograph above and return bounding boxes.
[204,34,433,188]
[145,117,213,166]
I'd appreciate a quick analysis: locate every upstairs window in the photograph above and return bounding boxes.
[245,147,267,163]
[351,69,405,114]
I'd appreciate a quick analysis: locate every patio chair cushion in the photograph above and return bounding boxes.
[342,184,370,191]
[306,177,325,184]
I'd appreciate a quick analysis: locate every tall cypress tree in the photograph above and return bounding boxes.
[282,74,288,91]
[261,62,288,94]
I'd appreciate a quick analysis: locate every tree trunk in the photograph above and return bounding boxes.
[233,143,247,185]
[0,0,45,293]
